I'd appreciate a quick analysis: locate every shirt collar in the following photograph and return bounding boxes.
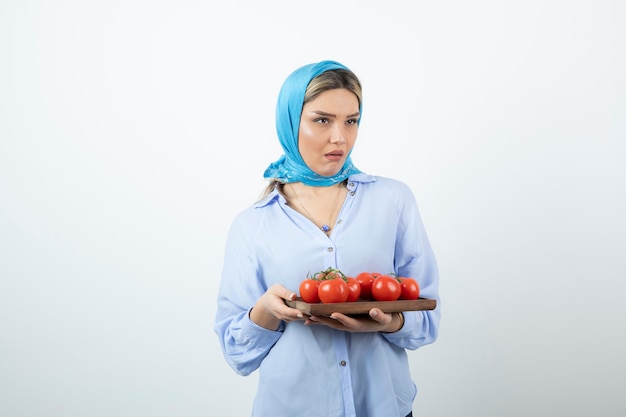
[254,173,376,209]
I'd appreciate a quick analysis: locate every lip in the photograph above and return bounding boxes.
[325,150,344,161]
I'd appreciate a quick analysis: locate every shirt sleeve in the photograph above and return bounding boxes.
[217,308,284,376]
[213,210,284,376]
[381,180,441,350]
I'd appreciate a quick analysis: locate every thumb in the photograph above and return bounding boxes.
[369,308,390,324]
[282,289,297,301]
[269,284,297,301]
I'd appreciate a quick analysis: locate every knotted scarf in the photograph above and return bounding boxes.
[263,60,362,186]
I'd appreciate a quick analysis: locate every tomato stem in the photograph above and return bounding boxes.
[314,266,348,281]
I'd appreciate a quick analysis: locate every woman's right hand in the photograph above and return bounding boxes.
[249,284,305,330]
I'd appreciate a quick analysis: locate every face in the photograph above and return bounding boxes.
[298,88,360,177]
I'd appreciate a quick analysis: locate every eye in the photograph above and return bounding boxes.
[346,118,359,125]
[314,117,330,124]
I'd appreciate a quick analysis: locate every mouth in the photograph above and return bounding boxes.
[325,150,344,161]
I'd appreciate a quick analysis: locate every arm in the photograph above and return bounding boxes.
[213,216,303,376]
[383,181,441,350]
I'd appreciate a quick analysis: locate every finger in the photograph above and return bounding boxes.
[279,289,297,301]
[328,312,350,324]
[279,304,304,320]
[308,315,338,326]
[270,285,297,302]
[368,308,391,324]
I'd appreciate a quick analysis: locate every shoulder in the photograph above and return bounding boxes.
[229,189,281,228]
[349,173,414,195]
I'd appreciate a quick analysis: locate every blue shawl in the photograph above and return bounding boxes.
[263,60,362,186]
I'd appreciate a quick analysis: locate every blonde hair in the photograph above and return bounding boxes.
[303,69,362,108]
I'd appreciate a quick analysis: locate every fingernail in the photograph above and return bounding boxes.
[297,313,303,319]
[370,310,378,318]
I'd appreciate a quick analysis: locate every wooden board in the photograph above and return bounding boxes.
[285,297,436,316]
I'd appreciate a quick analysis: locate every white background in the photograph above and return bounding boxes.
[1,1,625,416]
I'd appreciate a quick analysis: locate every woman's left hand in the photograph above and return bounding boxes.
[304,308,402,333]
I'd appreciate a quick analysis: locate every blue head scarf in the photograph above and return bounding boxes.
[263,60,362,186]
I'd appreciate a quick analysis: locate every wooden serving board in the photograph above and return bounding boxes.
[285,297,436,316]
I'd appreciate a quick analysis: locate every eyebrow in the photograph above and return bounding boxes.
[310,110,361,118]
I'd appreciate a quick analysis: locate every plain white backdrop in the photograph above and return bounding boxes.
[1,1,625,416]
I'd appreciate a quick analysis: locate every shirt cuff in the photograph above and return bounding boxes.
[238,308,284,346]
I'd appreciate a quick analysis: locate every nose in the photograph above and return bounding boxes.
[329,126,346,145]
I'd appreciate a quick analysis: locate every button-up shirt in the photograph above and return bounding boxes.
[214,173,440,417]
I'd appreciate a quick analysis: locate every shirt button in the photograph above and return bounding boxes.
[349,191,355,196]
[327,247,334,252]
[337,219,343,224]
[340,360,347,366]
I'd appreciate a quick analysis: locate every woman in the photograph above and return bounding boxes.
[214,60,440,417]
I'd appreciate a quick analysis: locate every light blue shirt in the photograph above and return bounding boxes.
[214,173,440,417]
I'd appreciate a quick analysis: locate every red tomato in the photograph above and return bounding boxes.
[345,277,361,302]
[299,278,321,303]
[354,272,375,300]
[371,274,401,301]
[399,277,420,300]
[318,278,349,303]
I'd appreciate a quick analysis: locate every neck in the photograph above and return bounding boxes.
[286,181,344,197]
[284,181,346,235]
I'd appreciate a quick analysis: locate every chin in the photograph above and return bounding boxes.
[316,170,341,178]
[315,165,342,178]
